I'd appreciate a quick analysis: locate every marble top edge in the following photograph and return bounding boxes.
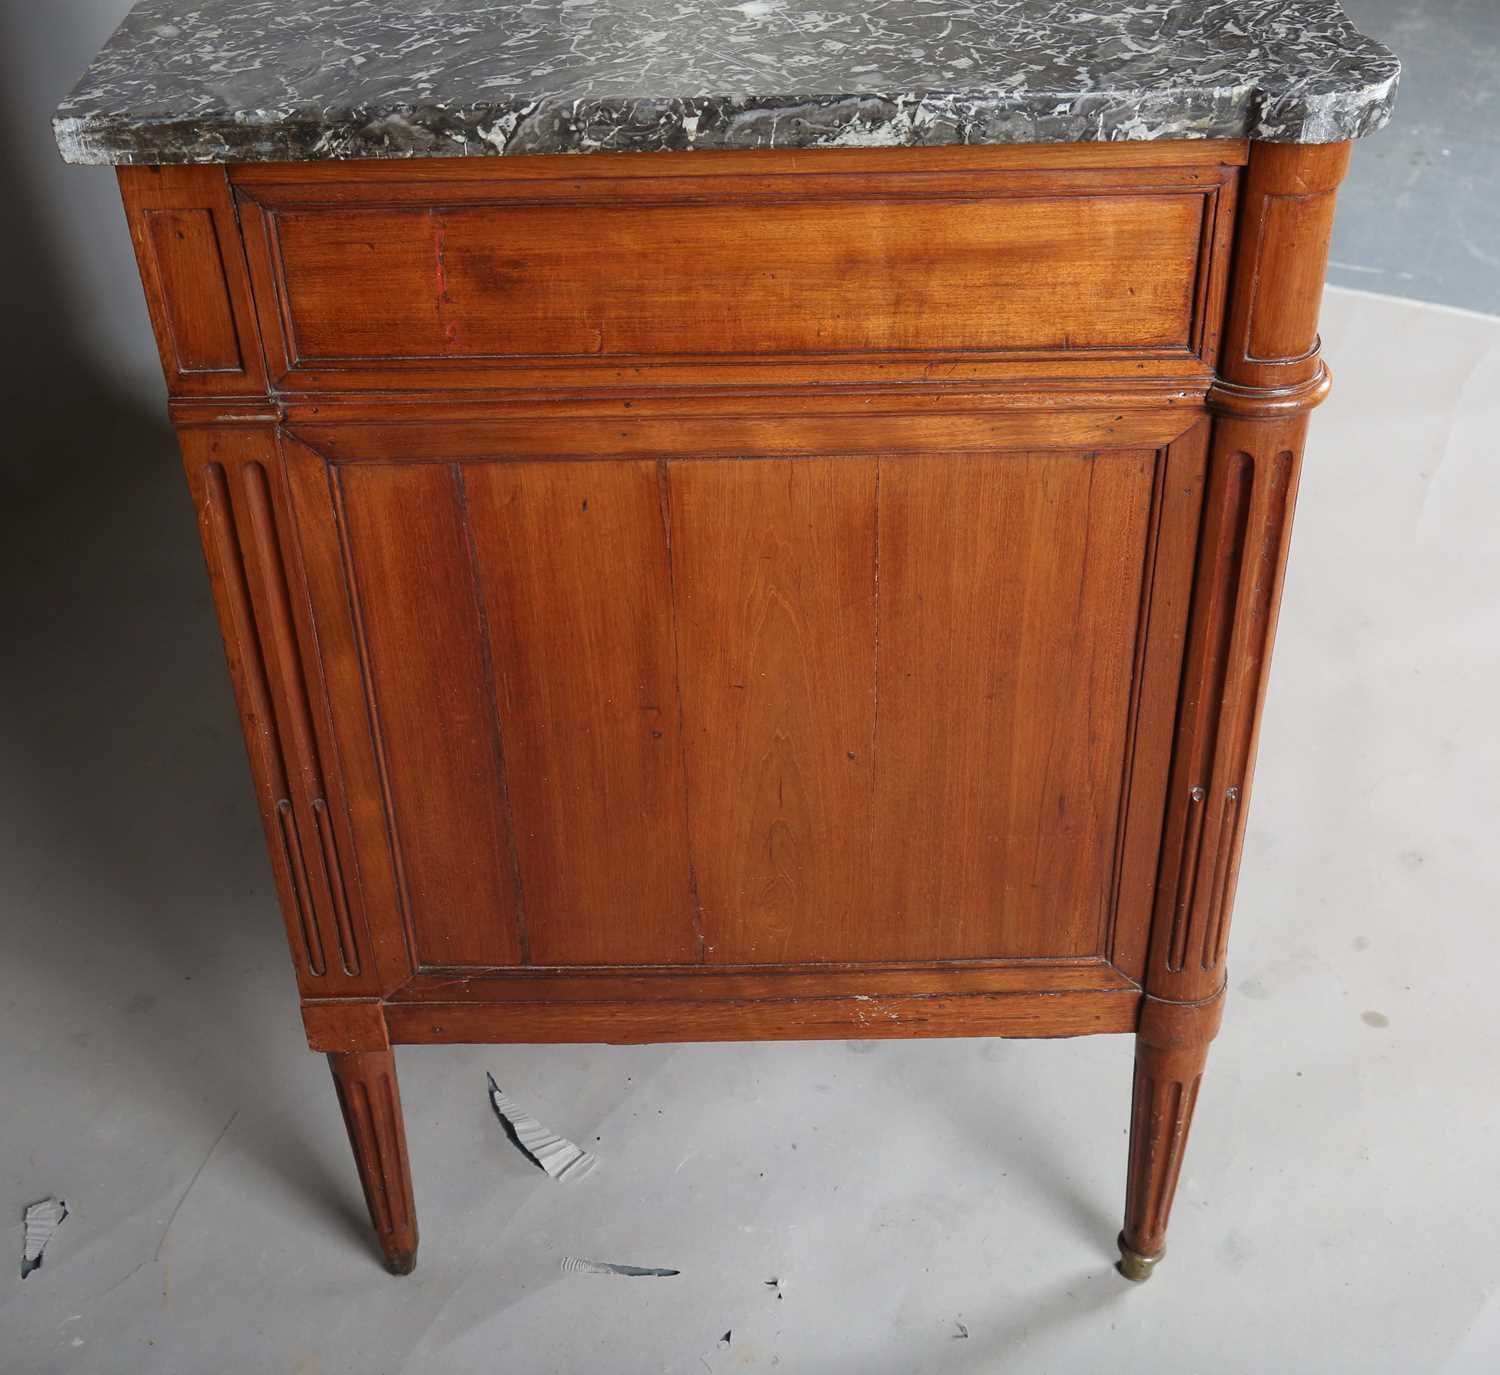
[54,0,1401,166]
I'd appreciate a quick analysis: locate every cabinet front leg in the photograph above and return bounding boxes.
[1119,990,1224,1281]
[328,1049,419,1275]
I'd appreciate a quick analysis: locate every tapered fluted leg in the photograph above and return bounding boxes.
[1112,142,1354,1281]
[328,1049,418,1275]
[1118,992,1223,1280]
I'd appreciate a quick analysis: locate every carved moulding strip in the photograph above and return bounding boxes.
[202,458,328,975]
[237,455,363,978]
[182,427,374,994]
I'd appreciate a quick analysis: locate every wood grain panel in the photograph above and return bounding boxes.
[462,460,698,965]
[671,459,878,962]
[268,193,1204,364]
[1246,193,1341,361]
[1219,141,1350,389]
[117,165,267,396]
[144,209,243,372]
[870,451,1157,959]
[336,462,523,967]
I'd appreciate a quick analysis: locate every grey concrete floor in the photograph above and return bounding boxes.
[6,3,1500,1370]
[1333,0,1500,312]
[2,287,1497,1373]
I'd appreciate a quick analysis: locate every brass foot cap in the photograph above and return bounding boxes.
[384,1248,418,1276]
[1116,1233,1162,1283]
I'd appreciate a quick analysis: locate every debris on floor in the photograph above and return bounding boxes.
[21,1198,68,1278]
[560,1257,680,1277]
[953,1321,970,1340]
[486,1073,598,1182]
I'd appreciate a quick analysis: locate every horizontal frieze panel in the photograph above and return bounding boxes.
[235,155,1237,390]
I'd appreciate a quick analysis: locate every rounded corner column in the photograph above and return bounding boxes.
[1119,138,1353,1282]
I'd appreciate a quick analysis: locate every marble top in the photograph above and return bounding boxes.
[54,0,1399,166]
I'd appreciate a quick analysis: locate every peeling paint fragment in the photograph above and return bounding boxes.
[487,1073,598,1182]
[22,1198,68,1278]
[560,1256,679,1277]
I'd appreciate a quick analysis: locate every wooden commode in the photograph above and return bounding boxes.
[56,0,1400,1289]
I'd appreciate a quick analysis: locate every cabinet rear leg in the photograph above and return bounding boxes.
[328,1049,418,1275]
[1118,991,1224,1281]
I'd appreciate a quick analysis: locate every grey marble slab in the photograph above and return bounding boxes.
[54,0,1399,166]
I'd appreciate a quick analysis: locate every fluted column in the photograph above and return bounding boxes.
[1120,140,1351,1280]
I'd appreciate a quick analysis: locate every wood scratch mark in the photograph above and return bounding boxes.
[432,211,458,348]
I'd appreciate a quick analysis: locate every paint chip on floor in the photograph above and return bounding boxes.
[487,1074,598,1182]
[22,1198,68,1278]
[560,1257,680,1277]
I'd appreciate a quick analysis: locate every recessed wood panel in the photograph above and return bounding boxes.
[145,208,244,372]
[869,451,1158,959]
[670,458,879,963]
[317,443,1167,972]
[336,462,523,968]
[117,165,268,396]
[461,459,699,966]
[267,192,1204,365]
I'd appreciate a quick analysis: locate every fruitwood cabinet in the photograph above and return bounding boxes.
[106,134,1352,1280]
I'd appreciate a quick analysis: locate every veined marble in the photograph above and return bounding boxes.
[54,0,1400,165]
